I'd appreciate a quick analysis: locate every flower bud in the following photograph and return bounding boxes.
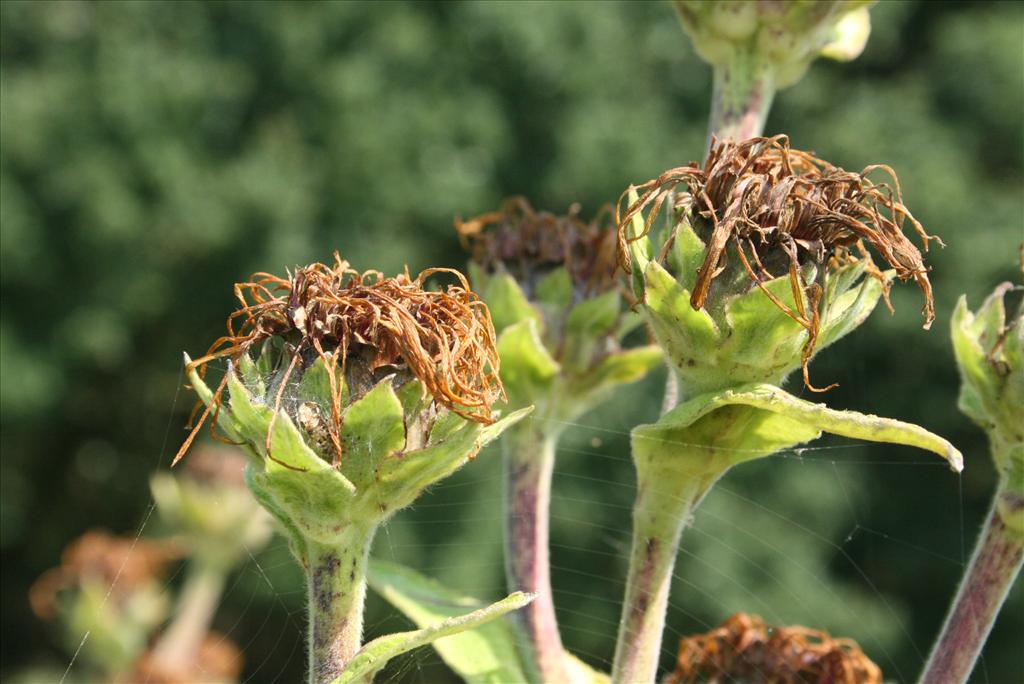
[952,281,1024,534]
[674,0,872,89]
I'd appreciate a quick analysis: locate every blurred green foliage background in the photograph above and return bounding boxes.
[1,1,1021,681]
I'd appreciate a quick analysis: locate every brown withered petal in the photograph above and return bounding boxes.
[618,135,938,390]
[665,612,882,684]
[456,196,620,297]
[30,531,181,620]
[174,253,503,468]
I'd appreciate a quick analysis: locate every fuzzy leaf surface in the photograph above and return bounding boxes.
[335,565,534,684]
[366,559,532,684]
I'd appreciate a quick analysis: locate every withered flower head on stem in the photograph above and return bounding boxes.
[455,198,662,424]
[456,196,620,300]
[174,252,503,469]
[665,612,882,684]
[619,135,940,392]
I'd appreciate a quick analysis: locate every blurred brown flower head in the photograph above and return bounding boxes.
[175,252,503,467]
[30,531,179,620]
[665,612,882,684]
[456,196,620,300]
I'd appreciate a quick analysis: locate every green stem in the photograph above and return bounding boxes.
[149,557,226,672]
[919,479,1024,684]
[306,526,376,684]
[707,47,776,150]
[612,459,713,684]
[504,426,575,684]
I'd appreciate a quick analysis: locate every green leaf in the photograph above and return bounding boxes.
[633,383,963,481]
[225,369,275,447]
[468,261,488,294]
[817,269,885,350]
[724,267,811,368]
[375,407,531,515]
[298,355,341,406]
[339,380,407,490]
[497,319,560,408]
[365,559,532,684]
[566,654,611,684]
[395,378,427,418]
[568,346,664,418]
[667,215,705,294]
[485,271,539,333]
[237,353,266,396]
[335,566,533,684]
[566,291,620,340]
[183,355,243,443]
[625,187,651,299]
[477,406,534,447]
[376,421,480,514]
[563,291,621,371]
[614,308,646,342]
[642,260,720,374]
[535,267,573,310]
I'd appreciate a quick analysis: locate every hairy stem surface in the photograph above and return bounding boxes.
[612,463,709,684]
[306,526,376,684]
[504,426,574,684]
[149,557,226,672]
[707,48,775,150]
[919,482,1024,684]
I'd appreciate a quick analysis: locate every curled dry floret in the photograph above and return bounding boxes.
[618,135,939,389]
[666,612,882,684]
[456,196,620,298]
[174,253,503,467]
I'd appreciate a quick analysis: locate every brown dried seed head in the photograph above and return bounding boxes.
[618,135,939,390]
[665,612,882,684]
[456,196,620,297]
[30,531,181,620]
[175,253,504,467]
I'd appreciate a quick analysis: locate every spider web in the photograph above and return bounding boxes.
[54,356,1015,684]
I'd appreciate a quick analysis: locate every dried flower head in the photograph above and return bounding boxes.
[619,135,939,389]
[126,632,243,684]
[174,253,503,468]
[30,531,180,620]
[456,196,620,298]
[665,612,882,684]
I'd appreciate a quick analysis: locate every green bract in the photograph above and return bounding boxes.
[952,283,1024,535]
[184,357,527,544]
[475,265,662,433]
[623,191,885,395]
[673,0,872,89]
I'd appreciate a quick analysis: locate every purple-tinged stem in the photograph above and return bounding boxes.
[149,558,225,672]
[919,485,1023,684]
[612,460,712,684]
[305,526,376,684]
[504,426,574,684]
[706,49,775,151]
